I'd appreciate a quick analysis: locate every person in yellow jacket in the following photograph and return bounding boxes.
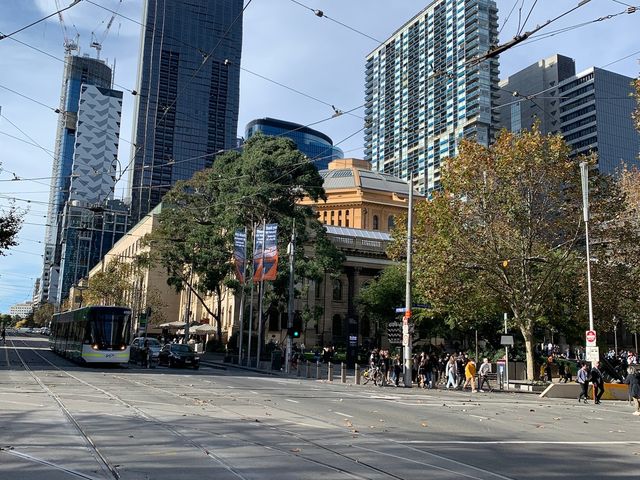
[464,359,478,393]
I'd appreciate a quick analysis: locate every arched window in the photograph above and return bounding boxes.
[388,215,395,230]
[332,278,342,301]
[372,215,379,230]
[345,210,350,228]
[315,279,322,298]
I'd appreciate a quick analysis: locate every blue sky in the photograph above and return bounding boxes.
[1,0,639,313]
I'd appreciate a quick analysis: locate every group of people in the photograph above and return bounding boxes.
[444,355,494,393]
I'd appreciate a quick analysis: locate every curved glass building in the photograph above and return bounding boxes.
[245,118,344,170]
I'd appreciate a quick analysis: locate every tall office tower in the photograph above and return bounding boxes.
[128,0,244,223]
[40,54,116,304]
[497,54,576,135]
[245,118,344,170]
[364,0,500,194]
[497,56,639,175]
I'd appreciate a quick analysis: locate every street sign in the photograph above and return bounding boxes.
[395,307,408,313]
[586,330,597,347]
[402,333,410,347]
[586,346,599,362]
[500,335,514,346]
[412,303,432,309]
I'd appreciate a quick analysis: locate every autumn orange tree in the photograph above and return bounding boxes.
[389,125,592,380]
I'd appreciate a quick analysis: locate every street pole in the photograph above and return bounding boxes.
[613,316,618,354]
[256,219,267,369]
[237,227,248,364]
[403,172,414,388]
[246,223,256,367]
[504,313,509,391]
[580,162,595,333]
[285,220,296,374]
[183,266,193,343]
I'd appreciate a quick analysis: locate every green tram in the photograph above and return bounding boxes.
[49,306,132,364]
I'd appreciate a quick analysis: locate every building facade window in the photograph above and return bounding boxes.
[332,278,342,301]
[388,215,395,230]
[372,215,379,230]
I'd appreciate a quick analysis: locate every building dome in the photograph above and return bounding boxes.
[319,158,414,196]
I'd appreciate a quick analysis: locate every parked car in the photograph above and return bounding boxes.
[130,337,162,364]
[158,344,200,369]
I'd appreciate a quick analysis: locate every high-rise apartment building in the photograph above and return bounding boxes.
[245,118,344,170]
[497,54,576,135]
[364,0,499,194]
[40,54,120,304]
[128,0,244,224]
[497,55,639,174]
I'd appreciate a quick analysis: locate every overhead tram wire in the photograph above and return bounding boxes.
[287,0,382,43]
[491,47,640,114]
[499,0,521,37]
[518,0,539,36]
[81,0,357,119]
[0,0,81,40]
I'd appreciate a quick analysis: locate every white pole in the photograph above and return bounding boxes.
[246,223,256,367]
[580,162,595,332]
[403,173,414,388]
[256,219,267,369]
[285,220,296,374]
[504,312,509,391]
[237,227,248,364]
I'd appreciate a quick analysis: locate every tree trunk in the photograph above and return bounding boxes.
[215,289,223,342]
[520,323,536,380]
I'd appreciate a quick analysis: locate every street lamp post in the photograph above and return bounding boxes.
[580,162,595,333]
[403,172,414,388]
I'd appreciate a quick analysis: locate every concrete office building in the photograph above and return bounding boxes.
[40,54,123,305]
[245,118,344,170]
[128,0,244,224]
[364,0,500,194]
[497,55,639,174]
[9,301,34,319]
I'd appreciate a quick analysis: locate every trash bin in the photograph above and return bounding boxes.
[271,350,282,371]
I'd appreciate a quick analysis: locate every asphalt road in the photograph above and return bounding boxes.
[1,334,639,480]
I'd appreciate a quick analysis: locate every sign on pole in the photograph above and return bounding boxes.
[395,307,408,313]
[586,346,599,362]
[586,330,597,347]
[402,333,410,347]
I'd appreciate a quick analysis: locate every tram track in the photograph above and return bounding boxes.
[8,339,121,480]
[11,338,250,480]
[113,374,509,480]
[12,337,510,480]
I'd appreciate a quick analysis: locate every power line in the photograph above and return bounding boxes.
[519,0,539,36]
[0,0,81,41]
[288,0,381,43]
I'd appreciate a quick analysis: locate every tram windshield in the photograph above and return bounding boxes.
[89,310,131,347]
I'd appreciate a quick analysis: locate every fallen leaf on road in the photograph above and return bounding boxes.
[290,448,301,453]
[553,417,561,420]
[421,422,428,427]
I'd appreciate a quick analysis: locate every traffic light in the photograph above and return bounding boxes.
[287,327,300,338]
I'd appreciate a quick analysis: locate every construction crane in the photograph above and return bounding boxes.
[90,0,122,60]
[55,0,80,54]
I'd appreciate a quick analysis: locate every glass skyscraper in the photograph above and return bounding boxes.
[245,118,344,170]
[40,54,121,304]
[364,0,499,194]
[128,0,244,224]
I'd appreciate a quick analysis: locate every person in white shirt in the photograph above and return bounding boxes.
[478,358,493,392]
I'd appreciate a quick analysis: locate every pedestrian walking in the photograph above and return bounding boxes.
[445,356,457,389]
[464,359,477,392]
[591,361,605,404]
[478,358,493,392]
[623,366,640,416]
[577,363,590,403]
[1,326,6,343]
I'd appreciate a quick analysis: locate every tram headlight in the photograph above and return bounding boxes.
[120,345,126,350]
[92,344,99,350]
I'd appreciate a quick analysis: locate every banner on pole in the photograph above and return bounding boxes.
[253,224,278,281]
[233,230,246,283]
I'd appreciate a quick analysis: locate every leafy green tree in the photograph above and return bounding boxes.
[389,125,592,379]
[33,303,55,326]
[148,134,344,343]
[84,258,135,306]
[0,163,24,256]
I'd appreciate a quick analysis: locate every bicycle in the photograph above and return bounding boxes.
[362,365,385,386]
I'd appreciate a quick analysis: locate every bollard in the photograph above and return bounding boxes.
[316,361,321,380]
[328,362,333,382]
[341,362,346,383]
[355,363,360,385]
[306,360,311,378]
[297,362,301,377]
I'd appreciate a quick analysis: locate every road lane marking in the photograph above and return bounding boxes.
[285,399,299,403]
[333,411,353,418]
[399,440,640,445]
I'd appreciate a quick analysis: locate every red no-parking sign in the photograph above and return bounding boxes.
[586,330,597,346]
